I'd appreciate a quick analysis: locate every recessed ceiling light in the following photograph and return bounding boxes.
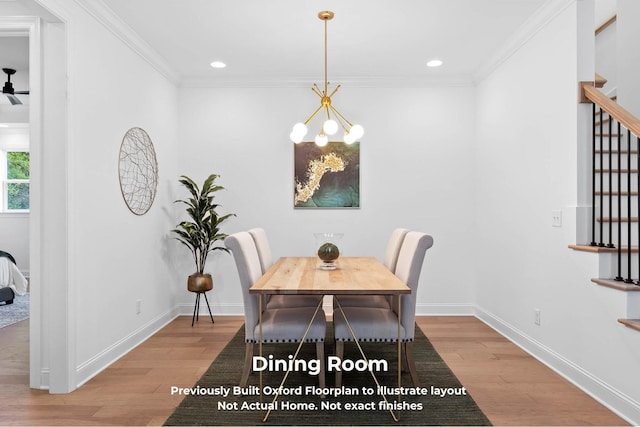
[210,61,227,69]
[426,59,443,68]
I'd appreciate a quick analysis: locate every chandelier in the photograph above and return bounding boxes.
[289,11,364,147]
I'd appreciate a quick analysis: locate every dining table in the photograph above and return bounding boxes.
[249,256,411,422]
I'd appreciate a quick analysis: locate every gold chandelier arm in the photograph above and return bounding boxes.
[303,104,325,126]
[312,84,323,98]
[332,111,349,132]
[329,104,354,128]
[328,84,341,99]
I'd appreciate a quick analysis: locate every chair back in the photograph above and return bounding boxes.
[224,231,264,341]
[394,232,434,340]
[248,228,273,274]
[383,228,409,273]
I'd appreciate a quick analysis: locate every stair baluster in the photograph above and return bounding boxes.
[600,107,605,247]
[625,129,633,283]
[637,137,640,284]
[607,113,614,248]
[616,121,623,281]
[591,103,597,247]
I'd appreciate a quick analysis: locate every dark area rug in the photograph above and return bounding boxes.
[165,323,491,426]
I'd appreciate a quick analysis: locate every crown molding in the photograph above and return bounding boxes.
[473,0,576,84]
[180,74,474,89]
[0,15,38,34]
[72,0,181,86]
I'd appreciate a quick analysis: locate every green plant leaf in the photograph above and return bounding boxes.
[171,173,235,275]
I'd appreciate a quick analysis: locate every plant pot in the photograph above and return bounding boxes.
[188,273,213,293]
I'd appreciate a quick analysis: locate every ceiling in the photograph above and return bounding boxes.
[0,36,29,71]
[0,0,617,89]
[99,0,548,84]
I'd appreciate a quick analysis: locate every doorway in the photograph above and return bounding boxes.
[0,7,71,393]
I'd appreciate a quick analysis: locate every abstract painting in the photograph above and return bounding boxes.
[294,141,360,208]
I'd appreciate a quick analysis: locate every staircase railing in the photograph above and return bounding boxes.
[581,82,640,285]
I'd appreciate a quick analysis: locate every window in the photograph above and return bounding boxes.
[2,150,29,212]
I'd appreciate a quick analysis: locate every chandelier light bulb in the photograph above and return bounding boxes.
[323,119,338,135]
[350,124,364,140]
[343,132,356,145]
[290,123,308,143]
[293,122,307,136]
[290,131,303,144]
[315,133,328,147]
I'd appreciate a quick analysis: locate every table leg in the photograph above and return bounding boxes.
[397,294,402,420]
[333,298,399,422]
[262,297,324,422]
[259,295,263,405]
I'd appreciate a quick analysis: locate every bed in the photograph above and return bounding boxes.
[0,251,28,305]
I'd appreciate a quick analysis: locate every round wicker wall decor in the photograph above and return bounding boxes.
[118,127,158,215]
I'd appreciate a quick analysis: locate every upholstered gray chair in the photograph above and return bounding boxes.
[334,228,410,309]
[225,231,327,388]
[247,228,273,273]
[248,227,323,310]
[333,231,433,387]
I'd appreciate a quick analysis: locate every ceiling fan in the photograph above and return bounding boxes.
[2,68,29,105]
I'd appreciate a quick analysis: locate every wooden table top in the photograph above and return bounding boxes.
[249,256,411,295]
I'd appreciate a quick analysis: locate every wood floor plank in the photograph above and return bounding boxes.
[0,315,630,426]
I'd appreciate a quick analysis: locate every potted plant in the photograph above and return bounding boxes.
[172,174,235,294]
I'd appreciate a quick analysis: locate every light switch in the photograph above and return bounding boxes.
[552,210,562,227]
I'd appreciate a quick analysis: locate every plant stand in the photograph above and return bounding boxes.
[191,290,214,326]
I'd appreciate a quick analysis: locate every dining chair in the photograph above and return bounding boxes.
[332,231,433,387]
[334,228,410,309]
[248,227,323,310]
[248,228,273,273]
[225,231,327,388]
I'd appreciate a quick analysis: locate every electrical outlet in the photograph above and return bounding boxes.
[136,299,142,315]
[534,309,541,326]
[552,211,562,227]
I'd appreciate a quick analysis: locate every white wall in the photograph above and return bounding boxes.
[476,1,640,423]
[68,10,179,378]
[176,84,478,316]
[0,213,28,271]
[595,0,616,26]
[617,0,640,116]
[595,0,617,94]
[24,0,180,389]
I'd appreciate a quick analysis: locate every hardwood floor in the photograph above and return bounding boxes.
[416,317,628,426]
[0,316,629,426]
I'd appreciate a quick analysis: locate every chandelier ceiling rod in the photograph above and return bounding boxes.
[323,11,330,98]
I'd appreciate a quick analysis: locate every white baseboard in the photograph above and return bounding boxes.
[38,368,49,390]
[474,305,640,426]
[74,306,180,389]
